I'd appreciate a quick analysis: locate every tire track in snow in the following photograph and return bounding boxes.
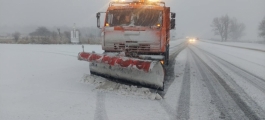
[193,45,265,93]
[176,50,191,120]
[157,58,177,120]
[198,41,265,68]
[200,40,265,53]
[189,48,233,119]
[158,43,187,120]
[158,42,187,97]
[94,92,108,120]
[190,47,260,120]
[191,46,265,119]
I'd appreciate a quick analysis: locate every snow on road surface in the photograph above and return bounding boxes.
[201,40,265,51]
[196,40,265,80]
[1,39,265,120]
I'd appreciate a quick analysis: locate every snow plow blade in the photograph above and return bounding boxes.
[78,52,165,90]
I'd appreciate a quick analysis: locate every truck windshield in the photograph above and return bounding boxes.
[106,9,162,27]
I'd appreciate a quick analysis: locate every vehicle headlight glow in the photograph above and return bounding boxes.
[113,0,125,2]
[113,0,160,3]
[189,38,196,43]
[148,0,159,2]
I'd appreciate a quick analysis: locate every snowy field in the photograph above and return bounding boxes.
[1,39,265,120]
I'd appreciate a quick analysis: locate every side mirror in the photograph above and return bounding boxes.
[171,12,176,19]
[96,13,101,28]
[171,19,175,29]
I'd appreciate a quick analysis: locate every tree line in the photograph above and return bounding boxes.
[6,16,265,43]
[9,26,101,44]
[211,15,265,42]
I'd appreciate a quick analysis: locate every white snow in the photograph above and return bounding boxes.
[0,44,169,120]
[201,40,265,51]
[195,40,265,80]
[163,48,188,112]
[190,41,265,116]
[1,39,264,119]
[0,44,102,120]
[169,38,187,55]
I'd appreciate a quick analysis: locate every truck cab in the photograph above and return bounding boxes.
[96,0,175,64]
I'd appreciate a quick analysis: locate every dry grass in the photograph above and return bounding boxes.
[0,39,14,43]
[0,36,101,45]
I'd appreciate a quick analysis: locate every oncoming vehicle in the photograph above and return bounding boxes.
[186,37,197,43]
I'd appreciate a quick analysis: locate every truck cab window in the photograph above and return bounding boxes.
[107,9,162,27]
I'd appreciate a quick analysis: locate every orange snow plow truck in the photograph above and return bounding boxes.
[78,0,175,90]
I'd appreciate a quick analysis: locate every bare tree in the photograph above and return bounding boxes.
[229,18,245,41]
[259,17,265,40]
[12,32,21,42]
[29,27,51,44]
[29,27,51,37]
[211,15,230,41]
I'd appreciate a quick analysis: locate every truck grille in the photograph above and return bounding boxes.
[114,43,151,51]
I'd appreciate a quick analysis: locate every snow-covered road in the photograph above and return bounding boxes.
[1,40,265,120]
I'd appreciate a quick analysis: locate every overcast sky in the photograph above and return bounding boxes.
[0,0,264,39]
